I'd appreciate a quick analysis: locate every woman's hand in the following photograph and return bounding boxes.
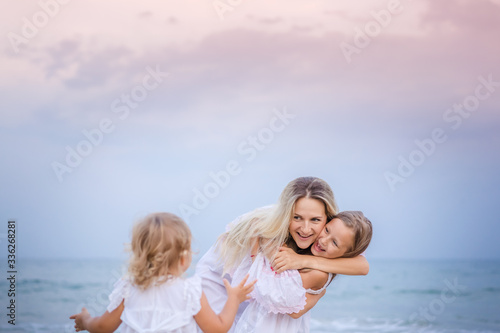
[272,247,305,273]
[70,307,91,332]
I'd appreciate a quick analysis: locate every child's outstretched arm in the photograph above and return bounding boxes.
[194,274,256,333]
[272,247,369,275]
[69,300,124,333]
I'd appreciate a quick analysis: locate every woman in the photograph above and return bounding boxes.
[195,177,369,331]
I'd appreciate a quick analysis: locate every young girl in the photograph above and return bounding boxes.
[195,177,369,331]
[69,212,256,333]
[232,211,373,333]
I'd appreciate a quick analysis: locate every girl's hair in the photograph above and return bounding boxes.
[219,177,338,272]
[128,212,191,290]
[336,211,373,258]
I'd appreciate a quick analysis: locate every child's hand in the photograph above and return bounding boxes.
[272,246,304,273]
[69,307,91,332]
[223,274,257,304]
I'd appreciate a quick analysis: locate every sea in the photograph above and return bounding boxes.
[1,258,499,333]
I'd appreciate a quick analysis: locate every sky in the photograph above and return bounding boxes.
[1,0,499,261]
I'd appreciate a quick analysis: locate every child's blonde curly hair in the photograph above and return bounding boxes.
[128,212,191,290]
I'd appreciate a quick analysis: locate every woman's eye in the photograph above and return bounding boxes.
[294,216,300,220]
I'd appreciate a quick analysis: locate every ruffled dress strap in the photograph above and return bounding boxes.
[305,273,333,295]
[107,277,131,312]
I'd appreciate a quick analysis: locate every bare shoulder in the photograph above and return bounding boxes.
[299,269,329,290]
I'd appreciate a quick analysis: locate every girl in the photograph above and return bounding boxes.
[70,212,256,333]
[195,177,369,331]
[232,211,373,332]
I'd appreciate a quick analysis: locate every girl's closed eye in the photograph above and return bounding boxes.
[325,227,338,247]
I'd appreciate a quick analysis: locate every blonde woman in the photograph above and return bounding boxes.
[70,212,256,333]
[233,211,373,332]
[195,177,369,331]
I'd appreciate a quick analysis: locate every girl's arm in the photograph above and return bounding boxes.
[288,269,328,319]
[194,275,256,333]
[288,290,326,319]
[69,300,123,333]
[272,247,369,275]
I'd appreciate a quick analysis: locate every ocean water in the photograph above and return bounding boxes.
[1,258,499,333]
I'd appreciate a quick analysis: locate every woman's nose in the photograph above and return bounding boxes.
[301,221,312,233]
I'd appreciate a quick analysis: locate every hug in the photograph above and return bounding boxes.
[70,177,373,333]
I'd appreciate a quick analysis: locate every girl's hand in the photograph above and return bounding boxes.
[69,307,91,332]
[272,246,305,273]
[224,274,257,304]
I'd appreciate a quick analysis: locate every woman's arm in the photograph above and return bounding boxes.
[69,301,123,333]
[272,247,369,275]
[194,276,256,333]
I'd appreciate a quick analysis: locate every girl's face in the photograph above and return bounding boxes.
[289,197,328,249]
[311,218,355,258]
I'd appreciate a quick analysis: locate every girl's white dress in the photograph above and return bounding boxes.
[231,252,333,333]
[107,275,202,333]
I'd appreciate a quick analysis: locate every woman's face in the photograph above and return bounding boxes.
[289,197,328,249]
[311,218,355,258]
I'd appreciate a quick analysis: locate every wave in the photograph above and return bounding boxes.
[396,289,442,295]
[482,287,500,293]
[310,317,500,333]
[2,278,100,292]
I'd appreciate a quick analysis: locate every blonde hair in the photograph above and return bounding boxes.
[128,212,191,290]
[219,177,338,272]
[335,211,373,258]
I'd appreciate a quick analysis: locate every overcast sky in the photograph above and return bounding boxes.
[1,0,499,261]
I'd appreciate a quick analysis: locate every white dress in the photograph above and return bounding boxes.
[195,244,249,333]
[107,275,202,333]
[194,209,269,333]
[231,252,333,333]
